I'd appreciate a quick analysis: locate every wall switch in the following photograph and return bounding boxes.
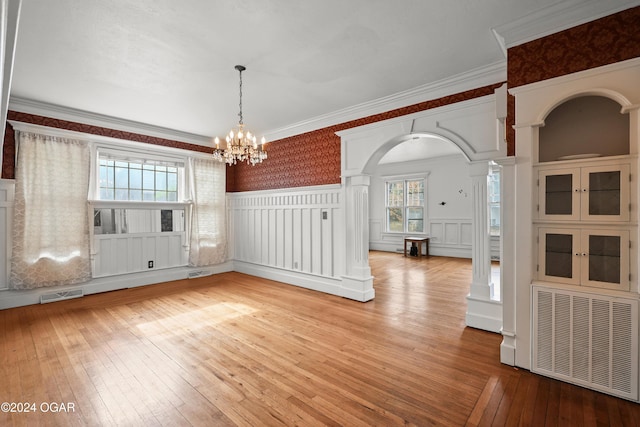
[148,260,154,268]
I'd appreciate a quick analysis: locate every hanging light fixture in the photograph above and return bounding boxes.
[213,65,267,166]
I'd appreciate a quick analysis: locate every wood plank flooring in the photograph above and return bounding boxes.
[1,251,639,426]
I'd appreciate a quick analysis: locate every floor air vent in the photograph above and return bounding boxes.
[188,270,212,279]
[533,286,638,401]
[40,289,84,304]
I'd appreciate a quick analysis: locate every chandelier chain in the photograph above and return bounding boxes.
[238,67,243,125]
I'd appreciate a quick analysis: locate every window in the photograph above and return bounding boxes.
[98,155,182,202]
[386,178,425,233]
[488,165,500,236]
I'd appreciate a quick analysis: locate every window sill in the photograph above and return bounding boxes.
[88,200,191,210]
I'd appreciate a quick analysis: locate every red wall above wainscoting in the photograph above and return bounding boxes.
[228,83,504,192]
[505,6,640,155]
[1,111,213,179]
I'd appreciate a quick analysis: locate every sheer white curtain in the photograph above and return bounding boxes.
[188,157,227,266]
[10,131,91,289]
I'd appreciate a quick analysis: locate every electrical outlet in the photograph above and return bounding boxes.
[148,260,154,268]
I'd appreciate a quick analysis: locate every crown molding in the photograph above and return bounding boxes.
[264,61,506,142]
[492,0,640,51]
[8,96,212,147]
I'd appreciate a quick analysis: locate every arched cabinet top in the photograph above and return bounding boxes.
[538,94,630,162]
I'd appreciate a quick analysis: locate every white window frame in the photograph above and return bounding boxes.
[96,149,185,203]
[488,164,500,237]
[383,173,428,234]
[93,146,187,204]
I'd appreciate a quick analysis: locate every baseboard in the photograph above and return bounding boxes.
[233,261,348,299]
[0,262,234,310]
[465,312,503,333]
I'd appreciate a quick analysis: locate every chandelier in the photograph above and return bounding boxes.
[213,65,267,166]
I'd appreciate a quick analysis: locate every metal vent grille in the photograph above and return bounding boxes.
[533,286,638,401]
[40,288,83,304]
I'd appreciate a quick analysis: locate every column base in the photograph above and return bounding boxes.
[465,294,502,333]
[470,280,495,300]
[340,275,375,302]
[500,330,516,366]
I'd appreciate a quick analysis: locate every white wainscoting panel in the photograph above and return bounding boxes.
[228,185,344,284]
[369,218,473,258]
[92,232,187,277]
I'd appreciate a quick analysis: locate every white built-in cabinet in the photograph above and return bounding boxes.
[535,157,635,292]
[538,163,630,222]
[538,227,630,290]
[511,61,640,401]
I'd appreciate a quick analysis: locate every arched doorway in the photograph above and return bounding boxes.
[336,95,508,332]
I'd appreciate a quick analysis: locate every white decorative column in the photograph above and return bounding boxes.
[341,174,375,302]
[466,161,502,332]
[495,157,516,365]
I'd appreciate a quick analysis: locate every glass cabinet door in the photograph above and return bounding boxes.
[581,229,629,291]
[581,165,629,222]
[538,228,581,285]
[538,169,580,220]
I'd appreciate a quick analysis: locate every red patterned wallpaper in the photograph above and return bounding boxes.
[506,6,640,155]
[230,83,504,192]
[1,111,213,179]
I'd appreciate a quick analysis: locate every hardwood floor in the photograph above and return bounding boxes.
[1,251,638,426]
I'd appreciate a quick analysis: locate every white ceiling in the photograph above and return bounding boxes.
[8,0,638,148]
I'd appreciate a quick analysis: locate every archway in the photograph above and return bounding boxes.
[336,96,507,332]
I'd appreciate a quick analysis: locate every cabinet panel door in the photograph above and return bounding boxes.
[538,228,581,285]
[580,229,629,291]
[538,169,580,221]
[581,165,629,222]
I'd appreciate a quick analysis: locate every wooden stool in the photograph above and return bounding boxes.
[404,236,430,258]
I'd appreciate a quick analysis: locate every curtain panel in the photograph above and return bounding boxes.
[188,157,227,266]
[10,131,91,289]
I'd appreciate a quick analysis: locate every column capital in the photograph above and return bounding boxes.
[469,160,490,177]
[348,174,370,186]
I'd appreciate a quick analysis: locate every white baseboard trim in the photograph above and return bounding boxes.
[0,262,234,310]
[233,260,356,300]
[465,312,503,333]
